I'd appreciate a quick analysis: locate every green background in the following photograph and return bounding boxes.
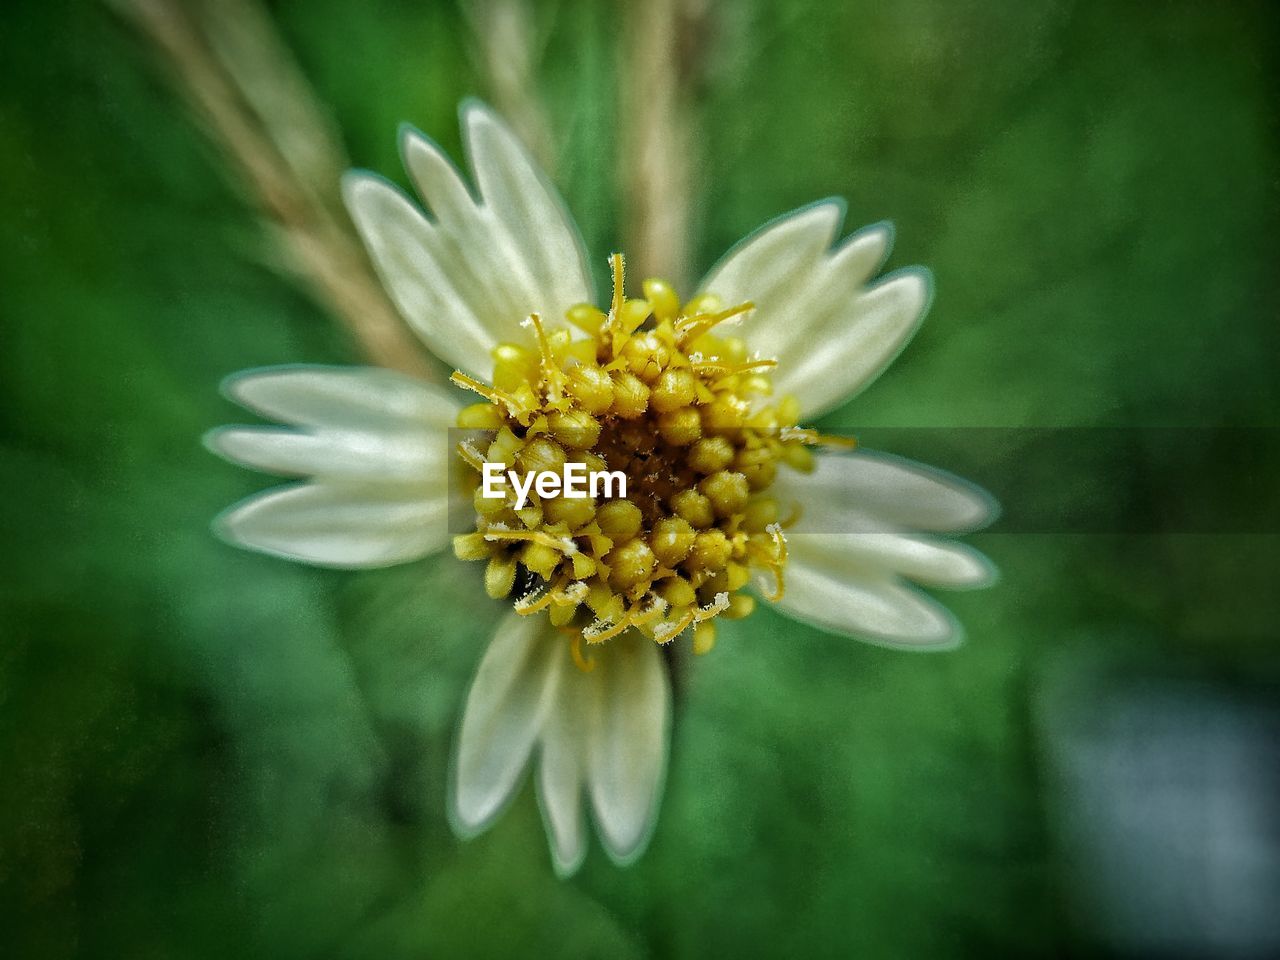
[2,1,1277,957]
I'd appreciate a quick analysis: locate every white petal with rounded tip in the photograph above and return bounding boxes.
[215,481,449,568]
[344,104,592,379]
[451,623,671,874]
[768,562,960,648]
[224,366,460,431]
[787,532,995,590]
[342,176,501,377]
[697,204,928,418]
[461,104,592,314]
[773,451,997,534]
[536,660,588,877]
[206,425,448,482]
[453,614,563,833]
[584,634,670,863]
[761,451,996,646]
[703,203,843,313]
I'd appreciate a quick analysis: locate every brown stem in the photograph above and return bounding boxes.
[619,0,702,291]
[108,0,435,379]
[464,0,557,175]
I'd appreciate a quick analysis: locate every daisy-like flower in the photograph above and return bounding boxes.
[207,102,996,876]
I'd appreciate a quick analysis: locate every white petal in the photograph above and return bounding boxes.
[768,561,961,648]
[536,658,588,877]
[776,270,930,417]
[460,102,593,315]
[773,451,997,534]
[215,481,449,568]
[702,202,845,311]
[452,614,563,834]
[787,532,996,590]
[222,365,459,431]
[763,452,996,647]
[205,425,448,483]
[344,104,592,379]
[698,205,929,417]
[583,634,670,863]
[342,175,508,376]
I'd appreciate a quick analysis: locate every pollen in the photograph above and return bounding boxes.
[451,253,847,654]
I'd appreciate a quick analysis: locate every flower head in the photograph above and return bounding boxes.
[449,251,816,656]
[206,102,996,875]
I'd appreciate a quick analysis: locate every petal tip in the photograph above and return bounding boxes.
[217,365,301,418]
[596,816,659,869]
[812,195,848,234]
[447,786,496,839]
[217,368,259,408]
[892,265,935,316]
[201,425,233,461]
[551,851,587,880]
[853,218,896,268]
[458,97,505,146]
[795,196,846,244]
[209,496,253,551]
[338,168,377,207]
[447,747,516,839]
[541,798,589,878]
[340,170,408,227]
[396,120,427,153]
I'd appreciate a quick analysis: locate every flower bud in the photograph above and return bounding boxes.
[651,368,697,413]
[566,364,614,414]
[670,489,714,528]
[611,371,650,419]
[608,539,656,590]
[658,408,701,446]
[485,553,517,598]
[548,409,601,449]
[701,470,750,517]
[518,437,566,475]
[596,499,643,541]
[734,446,778,490]
[642,278,680,322]
[651,516,696,566]
[688,435,734,474]
[686,529,731,572]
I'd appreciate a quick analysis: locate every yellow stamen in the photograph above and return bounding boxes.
[652,609,694,644]
[629,593,669,628]
[694,591,731,621]
[692,358,779,377]
[583,612,635,645]
[606,253,625,331]
[455,439,486,472]
[693,620,717,655]
[522,312,566,403]
[780,502,804,530]
[451,371,524,417]
[483,528,578,555]
[568,632,595,673]
[676,301,754,345]
[780,426,858,449]
[514,580,560,615]
[752,524,788,602]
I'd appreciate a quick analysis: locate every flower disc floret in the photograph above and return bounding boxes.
[450,254,830,654]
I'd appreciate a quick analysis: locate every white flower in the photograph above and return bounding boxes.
[206,102,996,876]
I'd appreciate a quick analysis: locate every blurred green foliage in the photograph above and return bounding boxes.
[2,1,1277,957]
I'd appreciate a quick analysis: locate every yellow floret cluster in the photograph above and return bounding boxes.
[450,255,831,658]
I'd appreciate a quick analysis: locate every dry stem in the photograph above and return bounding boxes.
[109,0,434,379]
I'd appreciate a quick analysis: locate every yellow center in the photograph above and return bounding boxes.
[450,254,844,660]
